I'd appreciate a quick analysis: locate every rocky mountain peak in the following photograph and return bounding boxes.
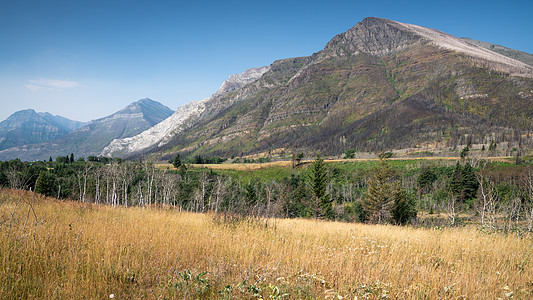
[9,109,39,118]
[323,17,532,78]
[324,17,420,57]
[217,66,271,95]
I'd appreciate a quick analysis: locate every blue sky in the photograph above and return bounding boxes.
[0,0,531,122]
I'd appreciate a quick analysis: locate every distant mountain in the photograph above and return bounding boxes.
[38,112,88,132]
[461,37,533,66]
[0,98,173,161]
[101,67,270,158]
[119,17,532,160]
[0,109,86,151]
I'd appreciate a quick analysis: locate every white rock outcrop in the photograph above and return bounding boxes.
[101,66,270,157]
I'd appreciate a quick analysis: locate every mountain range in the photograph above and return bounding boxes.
[101,66,271,158]
[0,98,173,161]
[104,17,533,160]
[1,17,532,161]
[0,110,87,151]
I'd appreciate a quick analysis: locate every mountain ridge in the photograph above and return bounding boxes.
[147,17,532,159]
[101,67,271,158]
[3,17,532,161]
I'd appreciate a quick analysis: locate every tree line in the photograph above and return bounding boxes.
[1,155,532,230]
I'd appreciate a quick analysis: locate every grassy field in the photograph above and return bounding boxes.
[1,189,532,299]
[158,156,513,170]
[156,156,515,179]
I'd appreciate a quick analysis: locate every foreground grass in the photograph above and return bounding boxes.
[1,189,532,299]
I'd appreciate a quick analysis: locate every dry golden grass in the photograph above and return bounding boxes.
[1,189,532,299]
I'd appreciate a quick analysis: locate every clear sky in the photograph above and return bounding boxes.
[0,0,532,122]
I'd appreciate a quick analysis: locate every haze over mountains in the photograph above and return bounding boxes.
[1,17,532,162]
[0,110,87,151]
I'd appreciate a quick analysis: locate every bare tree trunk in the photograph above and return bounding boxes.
[95,168,100,204]
[477,173,496,231]
[445,194,458,226]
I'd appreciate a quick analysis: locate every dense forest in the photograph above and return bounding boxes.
[1,153,532,231]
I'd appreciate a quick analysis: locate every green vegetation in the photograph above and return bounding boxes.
[308,154,333,219]
[363,158,416,224]
[1,156,532,231]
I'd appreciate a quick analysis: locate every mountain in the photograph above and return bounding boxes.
[38,112,88,132]
[0,109,87,151]
[461,38,533,66]
[114,17,531,160]
[0,98,173,161]
[101,66,270,158]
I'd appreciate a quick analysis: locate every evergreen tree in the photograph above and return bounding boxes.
[245,181,258,206]
[308,153,333,220]
[450,162,479,204]
[461,163,479,202]
[363,158,395,223]
[391,188,417,225]
[418,166,437,195]
[451,162,464,200]
[460,146,470,159]
[363,158,415,224]
[70,153,74,163]
[35,171,56,197]
[173,153,182,168]
[488,139,496,151]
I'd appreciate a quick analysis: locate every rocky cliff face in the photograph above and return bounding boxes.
[0,99,173,161]
[101,66,270,158]
[324,17,421,57]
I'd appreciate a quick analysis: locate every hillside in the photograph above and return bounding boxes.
[101,67,270,158]
[107,17,533,161]
[0,98,173,161]
[0,109,86,151]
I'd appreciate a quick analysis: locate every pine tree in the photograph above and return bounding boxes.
[460,146,470,159]
[489,139,496,151]
[362,157,416,224]
[391,187,417,225]
[418,166,437,195]
[308,153,333,220]
[363,158,396,223]
[451,162,464,201]
[70,153,74,163]
[450,162,479,204]
[461,163,479,202]
[35,171,56,197]
[173,153,182,168]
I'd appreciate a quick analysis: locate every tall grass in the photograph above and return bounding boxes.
[1,188,532,299]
